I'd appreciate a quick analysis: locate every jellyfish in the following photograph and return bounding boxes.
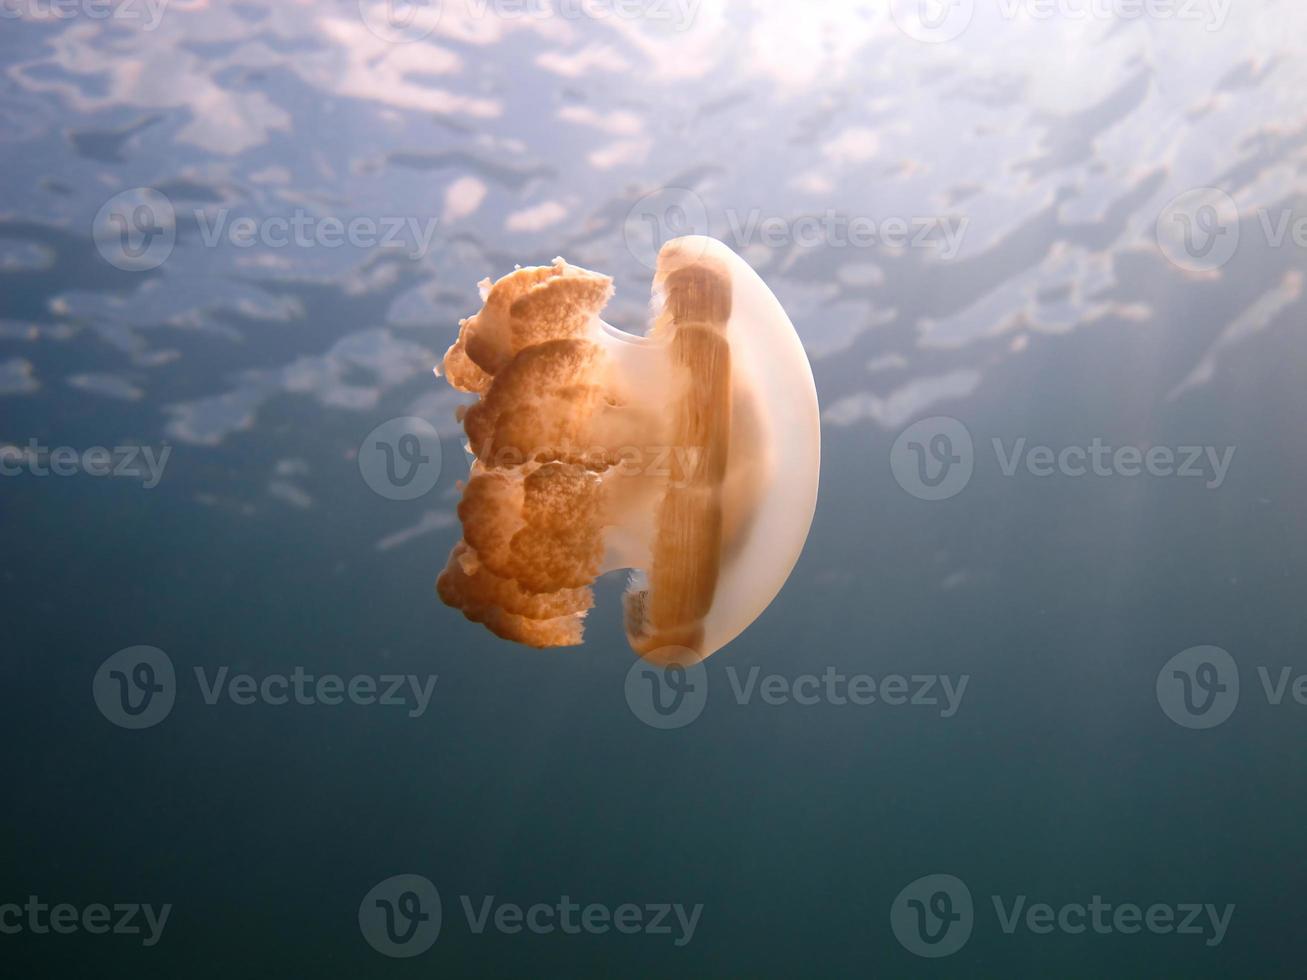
[435,236,820,664]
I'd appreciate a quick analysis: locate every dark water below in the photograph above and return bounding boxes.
[2,2,1305,976]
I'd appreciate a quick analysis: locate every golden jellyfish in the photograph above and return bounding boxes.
[435,236,820,665]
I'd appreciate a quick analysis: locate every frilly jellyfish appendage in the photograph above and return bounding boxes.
[435,236,820,664]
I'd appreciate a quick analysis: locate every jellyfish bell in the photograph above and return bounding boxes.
[436,235,820,663]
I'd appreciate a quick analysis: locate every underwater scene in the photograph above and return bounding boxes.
[2,0,1306,976]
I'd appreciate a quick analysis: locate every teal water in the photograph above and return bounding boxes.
[2,2,1306,976]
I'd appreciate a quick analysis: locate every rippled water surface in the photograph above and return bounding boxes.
[3,1,1306,976]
